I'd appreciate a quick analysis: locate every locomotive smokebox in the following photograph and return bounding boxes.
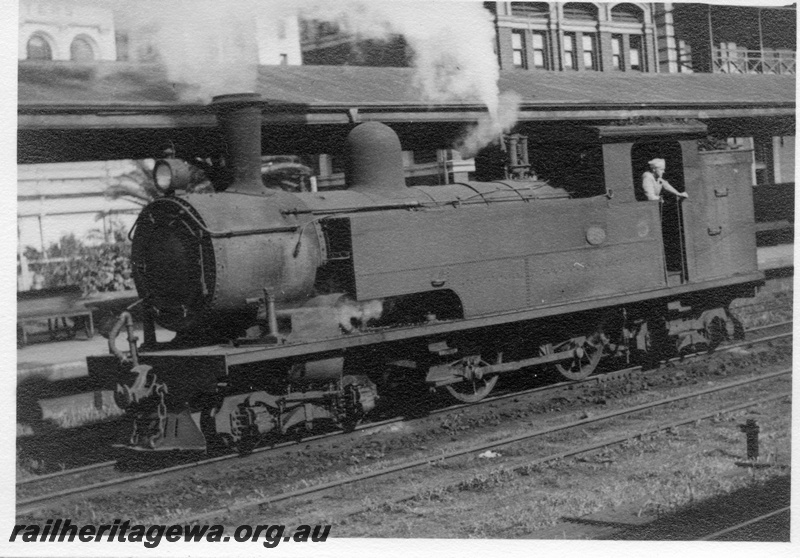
[212,93,266,194]
[346,122,409,198]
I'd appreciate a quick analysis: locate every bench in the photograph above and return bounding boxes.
[17,285,95,347]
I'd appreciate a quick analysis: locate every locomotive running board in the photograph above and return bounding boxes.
[129,271,764,369]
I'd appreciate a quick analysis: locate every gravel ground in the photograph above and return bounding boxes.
[18,330,791,545]
[233,367,791,540]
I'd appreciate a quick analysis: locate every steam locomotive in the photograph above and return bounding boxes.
[88,93,763,453]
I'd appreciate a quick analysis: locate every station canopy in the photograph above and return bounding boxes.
[18,62,796,163]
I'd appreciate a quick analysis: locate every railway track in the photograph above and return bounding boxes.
[699,506,791,541]
[16,320,792,517]
[175,369,791,526]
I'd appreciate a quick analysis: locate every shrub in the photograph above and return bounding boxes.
[26,235,135,296]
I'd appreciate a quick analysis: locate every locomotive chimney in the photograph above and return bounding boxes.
[346,122,409,198]
[212,93,266,194]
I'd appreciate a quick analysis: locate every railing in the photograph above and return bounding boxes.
[714,49,796,75]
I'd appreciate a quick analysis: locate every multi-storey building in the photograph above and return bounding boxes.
[484,2,795,78]
[488,2,657,73]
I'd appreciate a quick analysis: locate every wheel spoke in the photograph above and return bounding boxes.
[444,357,498,403]
[446,375,498,403]
[554,331,606,381]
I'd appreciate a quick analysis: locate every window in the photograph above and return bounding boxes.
[677,39,693,73]
[582,34,598,70]
[611,3,644,24]
[629,35,643,71]
[70,37,95,62]
[510,2,549,18]
[753,136,774,185]
[612,35,623,70]
[331,155,345,175]
[115,32,129,61]
[532,31,548,69]
[26,34,52,60]
[563,3,598,21]
[512,30,527,69]
[563,33,577,70]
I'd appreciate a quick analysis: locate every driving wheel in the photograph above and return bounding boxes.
[553,333,606,381]
[445,357,499,403]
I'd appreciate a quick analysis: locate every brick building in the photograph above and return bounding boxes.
[489,2,657,73]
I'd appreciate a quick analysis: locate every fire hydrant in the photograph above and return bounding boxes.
[739,419,760,460]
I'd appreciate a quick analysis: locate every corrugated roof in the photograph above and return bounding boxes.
[17,62,795,164]
[19,61,795,115]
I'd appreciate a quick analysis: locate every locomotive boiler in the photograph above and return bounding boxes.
[89,93,764,453]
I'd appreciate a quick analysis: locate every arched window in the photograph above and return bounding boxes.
[563,3,598,21]
[26,34,52,60]
[70,36,95,62]
[510,2,550,18]
[611,3,644,24]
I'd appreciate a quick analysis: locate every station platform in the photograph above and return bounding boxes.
[757,244,794,272]
[17,326,175,383]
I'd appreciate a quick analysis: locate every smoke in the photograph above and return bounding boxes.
[335,297,384,333]
[114,0,260,101]
[114,0,518,151]
[457,91,522,158]
[292,1,520,154]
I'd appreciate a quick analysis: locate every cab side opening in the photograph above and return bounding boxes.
[631,140,688,284]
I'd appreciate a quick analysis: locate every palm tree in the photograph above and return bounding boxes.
[103,159,162,207]
[103,159,212,207]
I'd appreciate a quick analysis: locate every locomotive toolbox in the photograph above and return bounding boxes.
[89,93,763,453]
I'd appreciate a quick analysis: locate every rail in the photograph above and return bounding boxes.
[174,373,791,526]
[714,49,796,75]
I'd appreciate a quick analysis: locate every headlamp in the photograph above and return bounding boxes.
[152,159,192,193]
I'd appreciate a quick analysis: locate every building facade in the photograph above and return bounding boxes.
[489,2,657,73]
[668,3,796,75]
[19,0,117,61]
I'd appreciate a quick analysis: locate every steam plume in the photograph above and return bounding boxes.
[114,0,260,101]
[292,1,520,154]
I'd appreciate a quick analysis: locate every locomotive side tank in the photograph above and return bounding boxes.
[89,94,763,453]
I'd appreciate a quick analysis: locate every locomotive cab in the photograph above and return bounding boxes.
[589,120,758,285]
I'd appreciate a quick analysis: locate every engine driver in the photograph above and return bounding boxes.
[642,158,689,201]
